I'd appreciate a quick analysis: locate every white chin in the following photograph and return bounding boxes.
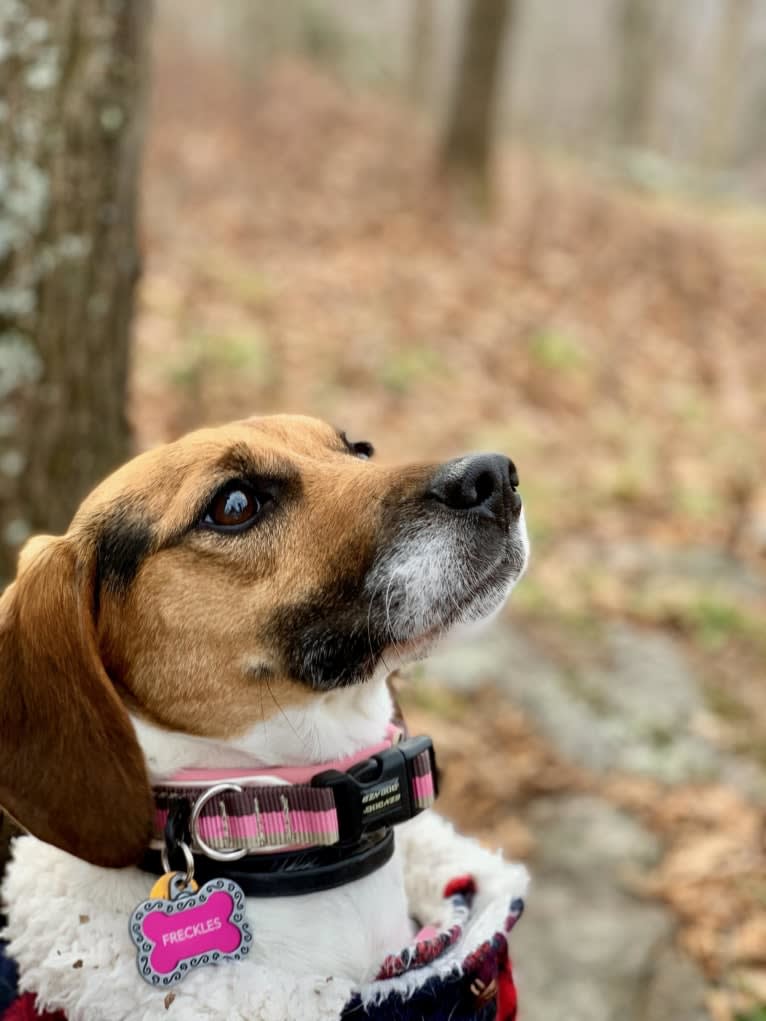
[384,571,521,669]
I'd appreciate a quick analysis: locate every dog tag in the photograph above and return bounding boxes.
[130,874,252,987]
[148,871,198,900]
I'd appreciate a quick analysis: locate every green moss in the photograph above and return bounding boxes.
[647,725,674,749]
[684,596,758,650]
[600,442,658,506]
[705,684,750,724]
[735,1006,766,1021]
[559,667,611,715]
[509,577,548,614]
[201,259,276,308]
[671,484,721,520]
[400,683,467,722]
[379,346,447,395]
[170,329,277,391]
[528,330,586,372]
[0,331,43,400]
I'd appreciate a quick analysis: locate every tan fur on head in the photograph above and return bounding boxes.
[0,415,424,865]
[89,416,433,739]
[0,414,527,868]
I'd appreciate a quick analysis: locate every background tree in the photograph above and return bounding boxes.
[439,0,516,206]
[0,0,150,586]
[614,0,658,149]
[407,0,434,108]
[700,0,754,173]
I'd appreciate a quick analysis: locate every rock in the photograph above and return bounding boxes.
[643,946,711,1021]
[426,621,766,797]
[526,795,662,874]
[584,540,766,601]
[512,796,710,1021]
[421,615,762,1019]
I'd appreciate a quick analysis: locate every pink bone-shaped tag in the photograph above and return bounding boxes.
[130,878,252,987]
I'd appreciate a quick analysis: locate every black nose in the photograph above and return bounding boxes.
[427,453,521,523]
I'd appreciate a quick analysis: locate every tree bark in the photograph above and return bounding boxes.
[614,0,657,148]
[407,0,434,108]
[0,0,150,586]
[700,0,753,172]
[439,0,516,207]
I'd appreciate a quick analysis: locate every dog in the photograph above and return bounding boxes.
[0,414,529,1021]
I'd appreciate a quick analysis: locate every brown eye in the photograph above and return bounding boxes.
[339,431,374,460]
[352,441,374,460]
[202,482,261,532]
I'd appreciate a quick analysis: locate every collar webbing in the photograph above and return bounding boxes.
[151,735,437,857]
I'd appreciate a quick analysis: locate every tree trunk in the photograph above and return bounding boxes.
[614,0,657,148]
[0,0,150,586]
[439,0,516,207]
[700,0,753,173]
[407,0,434,107]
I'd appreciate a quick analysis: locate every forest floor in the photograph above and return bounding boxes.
[133,44,766,1021]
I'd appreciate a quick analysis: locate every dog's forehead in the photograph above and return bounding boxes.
[63,416,359,555]
[169,414,348,469]
[82,416,341,505]
[238,414,346,453]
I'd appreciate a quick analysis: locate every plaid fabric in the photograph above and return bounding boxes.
[342,878,522,1021]
[1,994,66,1021]
[0,942,18,1016]
[341,927,519,1021]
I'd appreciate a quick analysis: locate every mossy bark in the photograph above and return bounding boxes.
[0,0,150,585]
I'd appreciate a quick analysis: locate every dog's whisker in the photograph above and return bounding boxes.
[382,572,409,663]
[365,576,382,661]
[264,676,301,744]
[364,571,401,675]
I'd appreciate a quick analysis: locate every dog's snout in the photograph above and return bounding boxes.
[427,453,521,523]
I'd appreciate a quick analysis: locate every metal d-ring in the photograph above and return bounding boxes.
[160,837,195,886]
[191,782,248,862]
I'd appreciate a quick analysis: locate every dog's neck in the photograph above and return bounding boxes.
[132,673,395,780]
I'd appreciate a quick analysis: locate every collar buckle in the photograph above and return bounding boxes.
[311,736,438,845]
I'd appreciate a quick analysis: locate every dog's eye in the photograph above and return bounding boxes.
[352,441,373,460]
[340,432,374,460]
[202,482,261,532]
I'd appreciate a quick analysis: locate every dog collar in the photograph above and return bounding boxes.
[140,732,438,897]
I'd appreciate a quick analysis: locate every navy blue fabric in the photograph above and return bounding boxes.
[340,972,497,1021]
[0,940,19,1015]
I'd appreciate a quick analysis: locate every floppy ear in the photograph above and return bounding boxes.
[0,536,152,867]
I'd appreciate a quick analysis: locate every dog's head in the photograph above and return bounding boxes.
[0,415,527,867]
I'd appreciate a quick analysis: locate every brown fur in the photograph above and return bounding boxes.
[0,415,436,867]
[0,536,152,868]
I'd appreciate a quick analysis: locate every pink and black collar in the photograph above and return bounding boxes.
[140,731,438,896]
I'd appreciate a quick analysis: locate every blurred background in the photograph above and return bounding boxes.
[1,2,765,1019]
